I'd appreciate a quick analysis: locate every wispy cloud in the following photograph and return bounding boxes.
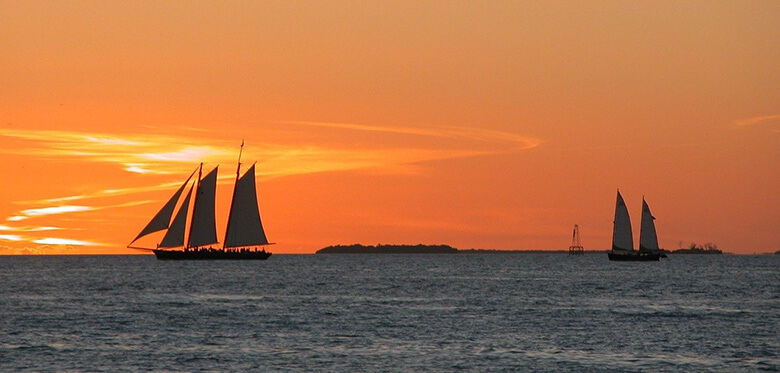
[1,122,540,178]
[0,234,23,242]
[734,114,780,128]
[0,224,61,232]
[8,205,94,222]
[0,129,231,176]
[0,234,102,247]
[283,120,541,151]
[3,123,541,202]
[7,201,153,221]
[32,238,99,246]
[19,206,93,217]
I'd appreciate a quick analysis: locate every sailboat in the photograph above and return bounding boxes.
[639,197,667,258]
[607,190,661,261]
[128,143,273,260]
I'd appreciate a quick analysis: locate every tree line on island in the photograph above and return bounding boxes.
[316,244,535,254]
[316,244,590,254]
[316,244,459,254]
[669,242,722,255]
[316,242,726,254]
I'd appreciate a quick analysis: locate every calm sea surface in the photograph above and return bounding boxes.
[0,254,777,372]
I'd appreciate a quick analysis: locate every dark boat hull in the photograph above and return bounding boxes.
[608,251,661,261]
[153,249,271,260]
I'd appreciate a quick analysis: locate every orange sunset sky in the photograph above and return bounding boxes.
[1,1,778,254]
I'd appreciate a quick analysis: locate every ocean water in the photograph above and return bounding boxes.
[0,254,777,372]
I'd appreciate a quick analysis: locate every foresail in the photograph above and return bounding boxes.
[612,190,634,251]
[639,198,660,252]
[188,166,219,248]
[224,164,269,247]
[159,182,193,248]
[129,169,195,245]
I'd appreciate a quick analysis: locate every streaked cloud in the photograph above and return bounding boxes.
[3,123,541,199]
[19,205,93,217]
[8,201,152,221]
[139,146,229,162]
[734,114,780,128]
[0,129,230,176]
[25,226,62,232]
[20,183,186,205]
[0,234,23,242]
[7,205,95,222]
[124,163,167,174]
[0,224,61,232]
[32,238,99,246]
[283,120,541,151]
[1,122,540,178]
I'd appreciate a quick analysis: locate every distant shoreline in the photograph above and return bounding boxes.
[315,244,612,254]
[668,248,723,255]
[314,244,750,255]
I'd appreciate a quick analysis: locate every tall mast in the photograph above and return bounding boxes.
[186,163,203,249]
[223,140,244,247]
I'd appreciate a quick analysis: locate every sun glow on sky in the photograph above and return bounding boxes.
[1,1,778,254]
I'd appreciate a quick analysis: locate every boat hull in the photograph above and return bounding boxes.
[608,251,661,261]
[153,249,271,260]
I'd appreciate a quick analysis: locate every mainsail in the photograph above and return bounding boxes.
[187,166,219,248]
[223,164,269,248]
[612,190,634,252]
[129,169,195,245]
[159,182,194,248]
[639,198,660,252]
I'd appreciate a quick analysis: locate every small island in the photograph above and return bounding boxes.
[670,242,722,255]
[317,244,459,254]
[316,244,588,254]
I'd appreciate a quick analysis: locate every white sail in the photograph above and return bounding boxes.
[129,170,195,245]
[639,198,660,252]
[224,164,269,248]
[159,182,193,248]
[612,190,634,252]
[187,166,219,248]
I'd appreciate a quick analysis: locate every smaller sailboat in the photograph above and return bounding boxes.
[607,190,661,261]
[128,143,273,260]
[639,197,667,258]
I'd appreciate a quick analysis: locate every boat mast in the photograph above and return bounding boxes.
[223,140,244,248]
[186,163,203,249]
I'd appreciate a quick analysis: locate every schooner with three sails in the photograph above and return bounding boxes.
[128,143,273,260]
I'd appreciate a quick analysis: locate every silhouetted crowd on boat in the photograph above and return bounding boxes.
[182,246,267,253]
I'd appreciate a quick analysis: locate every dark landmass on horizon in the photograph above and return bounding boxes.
[668,248,723,255]
[316,244,612,254]
[668,243,723,255]
[317,244,458,254]
[315,244,745,255]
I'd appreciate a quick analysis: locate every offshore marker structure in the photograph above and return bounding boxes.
[128,143,273,260]
[568,224,584,255]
